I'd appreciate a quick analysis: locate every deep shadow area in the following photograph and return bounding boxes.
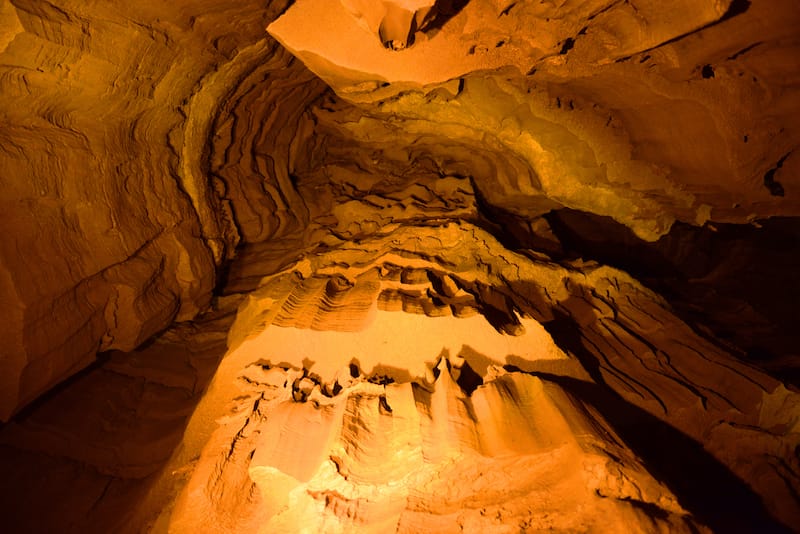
[419,0,471,34]
[0,307,236,533]
[529,371,790,533]
[454,359,483,395]
[536,209,800,386]
[3,350,114,426]
[537,311,792,533]
[720,0,752,21]
[475,200,800,387]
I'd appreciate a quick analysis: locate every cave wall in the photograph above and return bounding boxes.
[1,0,798,422]
[158,221,796,531]
[0,0,301,419]
[0,0,799,531]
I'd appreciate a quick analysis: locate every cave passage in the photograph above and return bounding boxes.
[0,0,799,532]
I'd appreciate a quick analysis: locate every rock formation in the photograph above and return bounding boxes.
[0,0,798,532]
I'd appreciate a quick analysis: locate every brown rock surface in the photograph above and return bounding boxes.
[0,0,798,532]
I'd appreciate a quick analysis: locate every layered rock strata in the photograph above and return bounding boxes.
[0,0,798,532]
[0,0,301,419]
[161,222,798,532]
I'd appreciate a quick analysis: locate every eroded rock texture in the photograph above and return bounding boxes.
[0,0,798,532]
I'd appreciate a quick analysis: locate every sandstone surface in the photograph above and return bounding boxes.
[0,0,798,532]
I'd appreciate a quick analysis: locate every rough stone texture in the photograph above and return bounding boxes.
[172,360,700,533]
[0,0,298,419]
[269,0,800,240]
[193,222,797,532]
[0,0,798,532]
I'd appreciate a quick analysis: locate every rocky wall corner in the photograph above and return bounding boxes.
[0,0,307,419]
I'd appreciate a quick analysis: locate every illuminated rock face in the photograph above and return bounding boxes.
[0,0,799,533]
[268,0,800,240]
[174,360,697,533]
[158,223,797,533]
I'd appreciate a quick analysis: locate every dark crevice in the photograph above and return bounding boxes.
[720,0,751,22]
[543,209,800,386]
[454,360,483,395]
[559,37,575,55]
[478,297,523,336]
[499,2,516,17]
[418,0,470,34]
[527,368,791,533]
[213,252,236,296]
[468,176,562,256]
[617,496,672,521]
[764,152,791,197]
[728,41,762,60]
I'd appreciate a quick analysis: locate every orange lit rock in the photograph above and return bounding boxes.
[173,360,698,532]
[340,0,438,50]
[269,0,800,241]
[0,0,798,532]
[158,221,798,532]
